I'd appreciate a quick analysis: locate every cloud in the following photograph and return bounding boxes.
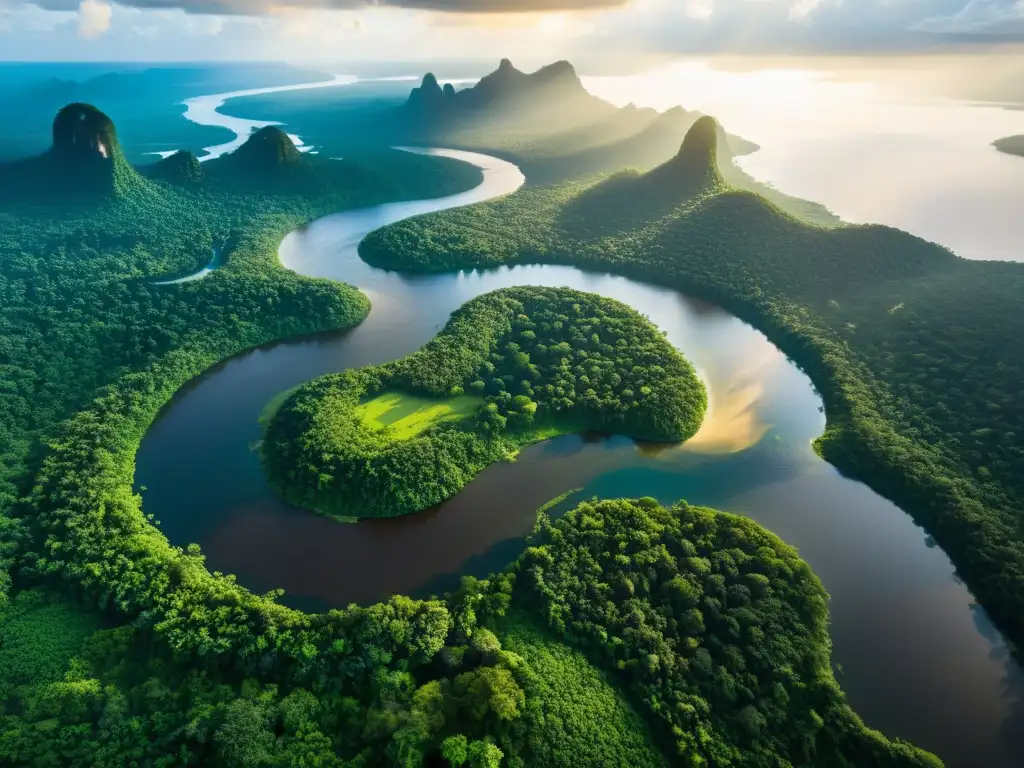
[11,0,1024,57]
[685,0,713,21]
[914,0,1024,33]
[77,0,110,35]
[29,0,631,13]
[788,0,836,22]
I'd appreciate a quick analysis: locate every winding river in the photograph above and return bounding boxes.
[135,81,1024,767]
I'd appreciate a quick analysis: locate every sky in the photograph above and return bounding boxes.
[1,0,1023,62]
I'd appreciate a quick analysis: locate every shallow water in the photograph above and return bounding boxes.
[135,80,1024,766]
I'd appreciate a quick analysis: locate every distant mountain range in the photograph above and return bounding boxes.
[403,59,613,131]
[391,59,757,183]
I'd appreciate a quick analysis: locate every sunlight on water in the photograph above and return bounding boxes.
[684,379,769,455]
[584,61,1024,261]
[682,338,781,455]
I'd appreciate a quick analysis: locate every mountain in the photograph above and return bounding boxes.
[400,59,615,134]
[646,115,723,189]
[520,105,755,185]
[0,102,150,203]
[203,126,324,192]
[557,117,726,234]
[386,60,758,186]
[230,126,305,167]
[145,150,204,185]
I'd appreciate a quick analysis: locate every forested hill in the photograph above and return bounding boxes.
[200,126,336,193]
[993,134,1024,157]
[361,116,1024,655]
[0,102,152,203]
[145,149,204,185]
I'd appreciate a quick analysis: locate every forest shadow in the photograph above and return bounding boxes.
[554,168,711,240]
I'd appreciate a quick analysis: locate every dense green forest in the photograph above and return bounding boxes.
[993,134,1024,157]
[262,287,707,518]
[0,101,478,613]
[360,116,1024,654]
[1,488,941,765]
[0,104,481,518]
[0,80,973,765]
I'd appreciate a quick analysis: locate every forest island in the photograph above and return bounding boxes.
[263,287,707,519]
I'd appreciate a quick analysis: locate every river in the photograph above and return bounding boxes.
[135,78,1024,767]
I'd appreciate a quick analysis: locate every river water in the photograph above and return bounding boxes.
[135,79,1024,766]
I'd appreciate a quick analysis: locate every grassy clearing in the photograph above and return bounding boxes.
[355,390,483,440]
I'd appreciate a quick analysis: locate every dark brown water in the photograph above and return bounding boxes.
[136,150,1024,767]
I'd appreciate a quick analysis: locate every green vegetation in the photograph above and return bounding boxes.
[0,490,939,765]
[993,134,1024,157]
[262,287,707,519]
[0,103,481,516]
[512,497,939,767]
[0,82,956,765]
[0,590,98,701]
[495,611,667,768]
[0,99,480,659]
[356,391,485,441]
[145,149,204,185]
[361,115,1024,655]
